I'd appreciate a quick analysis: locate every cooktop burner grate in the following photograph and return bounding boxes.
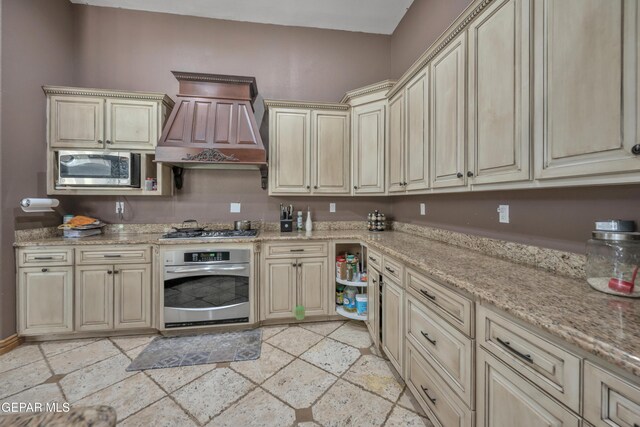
[161,229,258,240]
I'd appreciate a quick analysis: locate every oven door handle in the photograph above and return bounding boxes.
[165,266,247,274]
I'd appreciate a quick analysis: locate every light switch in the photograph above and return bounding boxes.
[230,203,241,213]
[330,203,336,213]
[498,205,509,223]
[420,203,426,216]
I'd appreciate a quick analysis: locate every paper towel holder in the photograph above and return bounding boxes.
[20,198,60,213]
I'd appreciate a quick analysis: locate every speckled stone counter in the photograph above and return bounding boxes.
[14,229,640,378]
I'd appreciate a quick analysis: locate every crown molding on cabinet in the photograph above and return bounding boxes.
[263,99,349,110]
[42,85,175,107]
[340,79,396,104]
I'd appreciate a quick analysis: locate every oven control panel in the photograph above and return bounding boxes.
[184,251,231,263]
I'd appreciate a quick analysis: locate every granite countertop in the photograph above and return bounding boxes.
[14,229,640,377]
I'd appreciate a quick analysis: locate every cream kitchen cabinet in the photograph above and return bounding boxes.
[266,102,350,195]
[584,361,640,427]
[18,266,73,336]
[263,256,328,320]
[382,276,404,375]
[388,69,430,194]
[366,266,380,348]
[351,100,387,194]
[430,32,467,189]
[533,0,640,180]
[467,0,531,185]
[44,87,171,150]
[75,263,152,332]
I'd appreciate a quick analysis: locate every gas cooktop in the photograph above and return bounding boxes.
[160,229,258,240]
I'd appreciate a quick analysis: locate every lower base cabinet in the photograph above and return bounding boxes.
[382,277,404,375]
[18,266,73,335]
[75,263,151,332]
[476,348,580,427]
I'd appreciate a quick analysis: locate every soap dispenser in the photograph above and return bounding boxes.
[305,206,313,232]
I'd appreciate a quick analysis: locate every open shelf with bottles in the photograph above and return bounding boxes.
[334,242,369,322]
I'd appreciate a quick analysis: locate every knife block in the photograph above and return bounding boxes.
[280,220,293,232]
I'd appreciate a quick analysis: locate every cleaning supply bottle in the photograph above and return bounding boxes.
[305,207,313,232]
[297,211,303,231]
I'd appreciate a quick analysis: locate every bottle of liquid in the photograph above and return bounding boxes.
[306,207,313,232]
[297,211,303,231]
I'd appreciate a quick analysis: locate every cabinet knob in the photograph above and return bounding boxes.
[306,185,310,190]
[41,268,48,273]
[632,144,640,155]
[353,186,358,190]
[113,270,119,274]
[314,185,318,189]
[467,171,474,177]
[97,140,103,144]
[456,172,463,178]
[106,140,113,145]
[107,270,113,275]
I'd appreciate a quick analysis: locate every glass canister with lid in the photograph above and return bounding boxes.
[586,228,640,297]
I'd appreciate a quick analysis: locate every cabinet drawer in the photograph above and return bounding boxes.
[18,247,73,267]
[477,348,580,427]
[406,341,473,427]
[477,305,581,413]
[382,256,403,284]
[265,242,328,259]
[366,248,382,271]
[406,296,474,407]
[407,267,474,337]
[584,361,640,427]
[76,247,151,264]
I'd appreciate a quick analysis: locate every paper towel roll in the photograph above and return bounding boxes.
[20,198,60,212]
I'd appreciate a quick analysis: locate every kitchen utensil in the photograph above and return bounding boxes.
[234,220,251,231]
[608,266,639,294]
[171,219,206,234]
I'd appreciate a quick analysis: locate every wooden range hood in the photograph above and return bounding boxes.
[155,71,267,188]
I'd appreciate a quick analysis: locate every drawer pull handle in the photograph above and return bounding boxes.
[419,289,436,301]
[369,256,377,263]
[34,256,54,260]
[103,254,122,258]
[385,266,395,274]
[420,386,437,404]
[289,249,305,252]
[421,331,436,345]
[372,278,377,284]
[496,337,533,364]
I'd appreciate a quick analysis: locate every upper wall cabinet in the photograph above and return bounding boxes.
[388,69,430,194]
[344,81,395,195]
[45,87,172,150]
[533,0,640,180]
[468,0,531,185]
[430,32,467,189]
[266,101,350,196]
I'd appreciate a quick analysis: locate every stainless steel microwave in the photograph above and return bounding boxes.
[57,150,141,187]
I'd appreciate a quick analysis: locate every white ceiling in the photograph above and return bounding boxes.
[68,0,415,35]
[70,0,413,34]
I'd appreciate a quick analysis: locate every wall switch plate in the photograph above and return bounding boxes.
[115,201,124,214]
[498,205,509,223]
[330,203,336,213]
[230,203,241,213]
[420,203,426,215]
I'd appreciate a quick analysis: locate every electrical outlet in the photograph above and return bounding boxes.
[230,203,241,213]
[330,203,336,213]
[420,203,426,216]
[498,205,509,223]
[115,201,124,214]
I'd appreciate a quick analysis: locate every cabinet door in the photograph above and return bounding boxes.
[105,99,158,150]
[263,259,297,319]
[50,96,104,148]
[352,101,386,194]
[269,108,311,194]
[405,69,430,192]
[114,264,151,329]
[534,0,640,179]
[312,110,350,194]
[366,267,380,348]
[468,0,531,185]
[477,349,580,427]
[75,265,113,332]
[382,278,404,375]
[430,33,467,189]
[18,267,73,335]
[298,257,328,316]
[388,91,406,193]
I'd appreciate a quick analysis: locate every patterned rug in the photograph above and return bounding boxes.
[126,329,262,371]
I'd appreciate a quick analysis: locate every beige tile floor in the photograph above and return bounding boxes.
[0,320,433,426]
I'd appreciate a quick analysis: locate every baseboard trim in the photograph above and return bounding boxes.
[0,334,23,355]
